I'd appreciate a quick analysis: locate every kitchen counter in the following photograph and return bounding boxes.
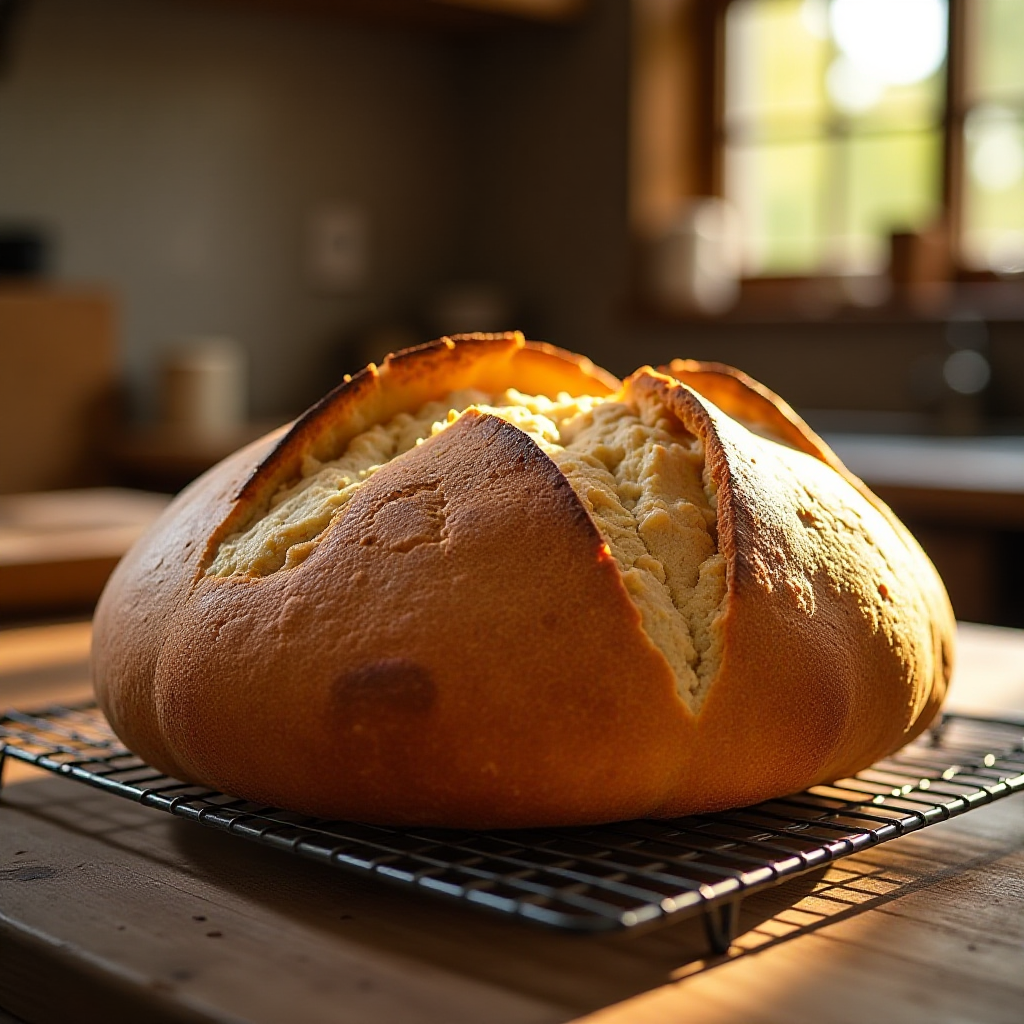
[825,433,1024,495]
[818,433,1024,624]
[1,620,1023,1024]
[824,432,1024,529]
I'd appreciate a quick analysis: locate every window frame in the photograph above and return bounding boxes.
[630,0,1008,315]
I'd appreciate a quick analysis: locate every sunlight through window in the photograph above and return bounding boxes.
[724,0,947,277]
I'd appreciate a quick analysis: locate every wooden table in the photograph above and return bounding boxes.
[1,620,1023,1024]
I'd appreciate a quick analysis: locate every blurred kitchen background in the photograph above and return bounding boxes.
[1,0,1023,625]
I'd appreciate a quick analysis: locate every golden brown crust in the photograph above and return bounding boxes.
[632,370,953,808]
[93,339,954,827]
[92,429,288,780]
[658,358,955,757]
[152,412,684,825]
[94,333,625,800]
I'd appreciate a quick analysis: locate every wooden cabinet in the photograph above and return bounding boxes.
[0,287,117,495]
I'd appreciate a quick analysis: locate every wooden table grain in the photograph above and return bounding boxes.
[1,620,1023,1024]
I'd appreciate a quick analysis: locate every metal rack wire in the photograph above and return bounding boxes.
[2,702,1022,953]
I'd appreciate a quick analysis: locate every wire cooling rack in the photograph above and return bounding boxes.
[2,703,1023,953]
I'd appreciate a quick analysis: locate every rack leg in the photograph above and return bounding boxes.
[703,899,740,955]
[928,713,951,748]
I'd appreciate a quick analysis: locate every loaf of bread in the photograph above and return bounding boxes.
[93,332,954,828]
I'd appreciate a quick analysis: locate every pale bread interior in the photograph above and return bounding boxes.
[208,388,727,710]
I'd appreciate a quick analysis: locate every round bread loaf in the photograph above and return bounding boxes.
[93,332,954,828]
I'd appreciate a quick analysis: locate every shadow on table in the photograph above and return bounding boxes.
[1,772,980,1020]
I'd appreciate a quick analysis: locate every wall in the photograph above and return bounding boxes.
[453,0,633,366]
[0,0,464,418]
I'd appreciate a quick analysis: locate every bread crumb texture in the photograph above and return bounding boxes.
[207,389,727,710]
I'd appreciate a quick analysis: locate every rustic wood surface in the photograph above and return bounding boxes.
[1,619,1023,1024]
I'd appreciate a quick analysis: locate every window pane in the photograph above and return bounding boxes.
[826,0,946,131]
[839,76,945,134]
[961,107,1024,271]
[726,141,827,274]
[725,0,830,127]
[842,131,943,272]
[723,0,947,276]
[726,0,946,139]
[967,0,1024,101]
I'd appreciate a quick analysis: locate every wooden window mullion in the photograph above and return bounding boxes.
[945,0,967,267]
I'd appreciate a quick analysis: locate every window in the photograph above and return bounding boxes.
[960,0,1024,272]
[723,0,947,277]
[631,0,1024,290]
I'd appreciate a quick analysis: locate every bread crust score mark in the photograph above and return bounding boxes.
[92,333,955,828]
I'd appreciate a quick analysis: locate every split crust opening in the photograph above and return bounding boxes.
[207,388,728,711]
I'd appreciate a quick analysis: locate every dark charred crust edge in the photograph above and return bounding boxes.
[458,409,606,543]
[475,405,602,532]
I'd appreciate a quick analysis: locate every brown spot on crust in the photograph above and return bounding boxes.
[333,659,436,719]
